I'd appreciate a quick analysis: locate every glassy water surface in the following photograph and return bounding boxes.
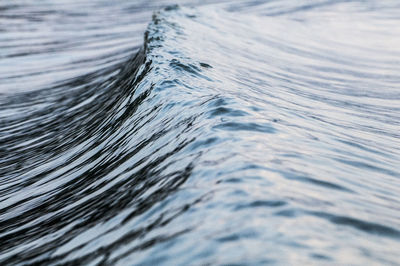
[1,0,400,265]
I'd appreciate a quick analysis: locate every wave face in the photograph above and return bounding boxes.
[1,0,400,265]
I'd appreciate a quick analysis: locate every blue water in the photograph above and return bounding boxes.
[1,1,400,265]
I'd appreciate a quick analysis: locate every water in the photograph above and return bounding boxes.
[1,0,400,265]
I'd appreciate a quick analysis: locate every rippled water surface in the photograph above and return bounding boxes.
[1,0,400,265]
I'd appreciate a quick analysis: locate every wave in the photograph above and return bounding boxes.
[1,2,400,265]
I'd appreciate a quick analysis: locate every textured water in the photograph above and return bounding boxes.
[1,0,400,265]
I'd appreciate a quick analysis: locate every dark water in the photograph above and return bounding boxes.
[1,0,400,265]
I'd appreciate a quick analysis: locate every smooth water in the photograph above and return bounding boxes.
[1,0,400,265]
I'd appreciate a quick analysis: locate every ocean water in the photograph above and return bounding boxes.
[1,0,400,265]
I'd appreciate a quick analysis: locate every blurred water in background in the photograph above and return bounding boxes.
[1,0,400,265]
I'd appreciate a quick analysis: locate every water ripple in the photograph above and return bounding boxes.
[1,0,400,265]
